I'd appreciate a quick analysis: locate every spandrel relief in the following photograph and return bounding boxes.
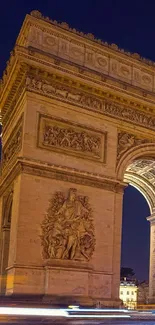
[41,188,95,261]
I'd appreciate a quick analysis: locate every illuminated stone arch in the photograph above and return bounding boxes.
[116,143,155,301]
[2,190,13,226]
[116,143,155,181]
[124,173,154,213]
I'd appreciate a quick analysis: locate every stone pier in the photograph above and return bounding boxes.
[1,10,155,306]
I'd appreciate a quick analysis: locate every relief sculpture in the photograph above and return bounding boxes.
[117,131,152,162]
[26,75,155,131]
[43,124,101,156]
[2,117,23,169]
[38,115,105,162]
[41,188,95,261]
[26,76,103,111]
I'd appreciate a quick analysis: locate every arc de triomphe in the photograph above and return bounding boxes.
[0,10,155,306]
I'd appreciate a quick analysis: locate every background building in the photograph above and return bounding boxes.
[120,278,138,309]
[137,281,149,305]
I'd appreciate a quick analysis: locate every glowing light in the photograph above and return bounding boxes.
[68,305,79,309]
[65,308,128,312]
[0,306,132,319]
[0,307,68,317]
[66,314,131,318]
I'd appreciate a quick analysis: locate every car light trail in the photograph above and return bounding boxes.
[0,307,68,317]
[65,308,129,312]
[0,307,132,319]
[66,314,131,318]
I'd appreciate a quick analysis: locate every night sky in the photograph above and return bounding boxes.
[0,0,154,281]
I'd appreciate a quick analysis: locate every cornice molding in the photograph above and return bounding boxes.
[3,46,155,110]
[0,158,126,195]
[17,46,155,109]
[2,54,155,133]
[26,72,155,131]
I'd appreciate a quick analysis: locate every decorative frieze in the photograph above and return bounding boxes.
[105,103,155,130]
[26,75,155,131]
[38,114,106,162]
[2,61,155,132]
[26,76,104,112]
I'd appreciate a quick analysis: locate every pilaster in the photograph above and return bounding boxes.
[147,212,155,302]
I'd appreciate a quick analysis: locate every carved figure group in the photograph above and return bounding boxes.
[41,188,95,261]
[105,103,155,130]
[117,132,151,161]
[26,76,155,130]
[43,124,101,156]
[3,127,22,168]
[26,76,103,111]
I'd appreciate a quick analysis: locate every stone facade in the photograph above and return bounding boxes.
[1,10,155,306]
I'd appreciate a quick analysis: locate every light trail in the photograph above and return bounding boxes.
[0,307,68,317]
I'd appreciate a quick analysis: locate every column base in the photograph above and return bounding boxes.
[2,293,121,308]
[43,295,121,308]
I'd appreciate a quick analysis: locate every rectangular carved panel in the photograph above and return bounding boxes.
[37,115,106,162]
[2,115,23,170]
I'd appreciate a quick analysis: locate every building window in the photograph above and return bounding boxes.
[127,291,129,295]
[132,291,134,295]
[120,291,123,295]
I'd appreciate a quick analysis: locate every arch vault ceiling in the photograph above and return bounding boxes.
[124,159,155,213]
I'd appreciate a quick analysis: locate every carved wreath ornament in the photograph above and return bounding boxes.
[41,188,95,261]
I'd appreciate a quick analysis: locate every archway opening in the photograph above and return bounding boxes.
[122,185,150,282]
[120,158,155,307]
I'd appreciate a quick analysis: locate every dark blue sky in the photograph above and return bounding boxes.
[0,0,153,280]
[122,186,150,281]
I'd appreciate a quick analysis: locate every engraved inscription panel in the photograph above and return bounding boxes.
[38,115,106,162]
